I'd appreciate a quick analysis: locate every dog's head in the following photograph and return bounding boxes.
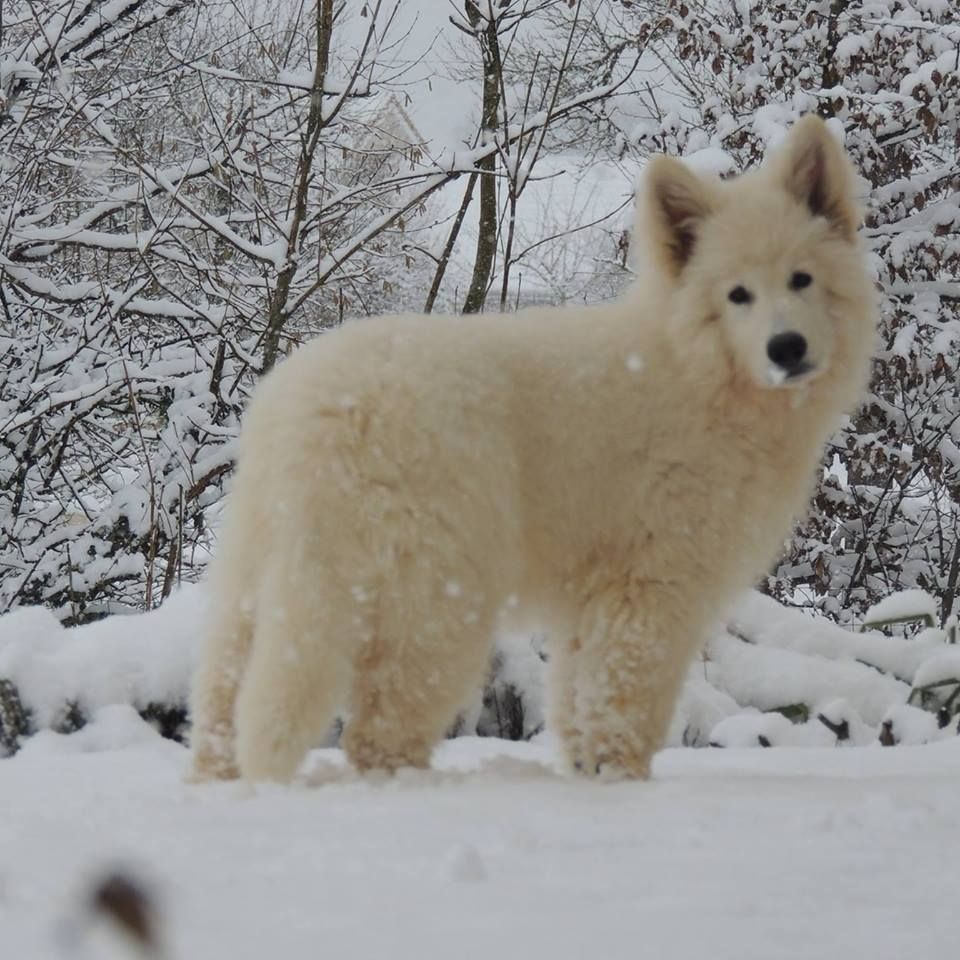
[640,116,875,394]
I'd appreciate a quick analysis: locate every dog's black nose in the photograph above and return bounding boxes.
[767,332,808,373]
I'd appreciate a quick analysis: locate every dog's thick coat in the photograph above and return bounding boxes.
[190,116,876,782]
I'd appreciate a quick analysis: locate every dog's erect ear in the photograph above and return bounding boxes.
[644,156,715,275]
[779,115,859,241]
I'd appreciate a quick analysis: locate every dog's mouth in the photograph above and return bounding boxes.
[786,360,815,381]
[766,361,817,387]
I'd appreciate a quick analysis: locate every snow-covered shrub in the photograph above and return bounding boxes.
[861,589,960,728]
[476,634,548,741]
[692,591,960,748]
[0,587,202,755]
[0,298,242,621]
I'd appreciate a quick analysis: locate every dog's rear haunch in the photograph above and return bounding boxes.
[190,116,875,783]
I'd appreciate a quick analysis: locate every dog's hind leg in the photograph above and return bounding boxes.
[343,552,496,774]
[189,602,253,782]
[233,565,354,783]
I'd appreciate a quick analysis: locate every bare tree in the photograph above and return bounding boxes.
[436,0,641,314]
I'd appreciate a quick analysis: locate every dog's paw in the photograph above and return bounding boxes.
[575,740,652,781]
[593,758,649,782]
[185,752,240,784]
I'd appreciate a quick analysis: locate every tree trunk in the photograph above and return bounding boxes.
[425,170,479,313]
[462,5,503,314]
[261,0,334,371]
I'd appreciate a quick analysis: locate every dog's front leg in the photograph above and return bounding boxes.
[568,580,700,780]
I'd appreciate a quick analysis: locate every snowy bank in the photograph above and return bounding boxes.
[1,587,958,756]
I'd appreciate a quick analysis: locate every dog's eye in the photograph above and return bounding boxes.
[789,271,813,291]
[728,285,753,305]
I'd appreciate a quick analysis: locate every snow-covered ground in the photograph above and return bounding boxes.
[2,585,958,957]
[2,722,958,960]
